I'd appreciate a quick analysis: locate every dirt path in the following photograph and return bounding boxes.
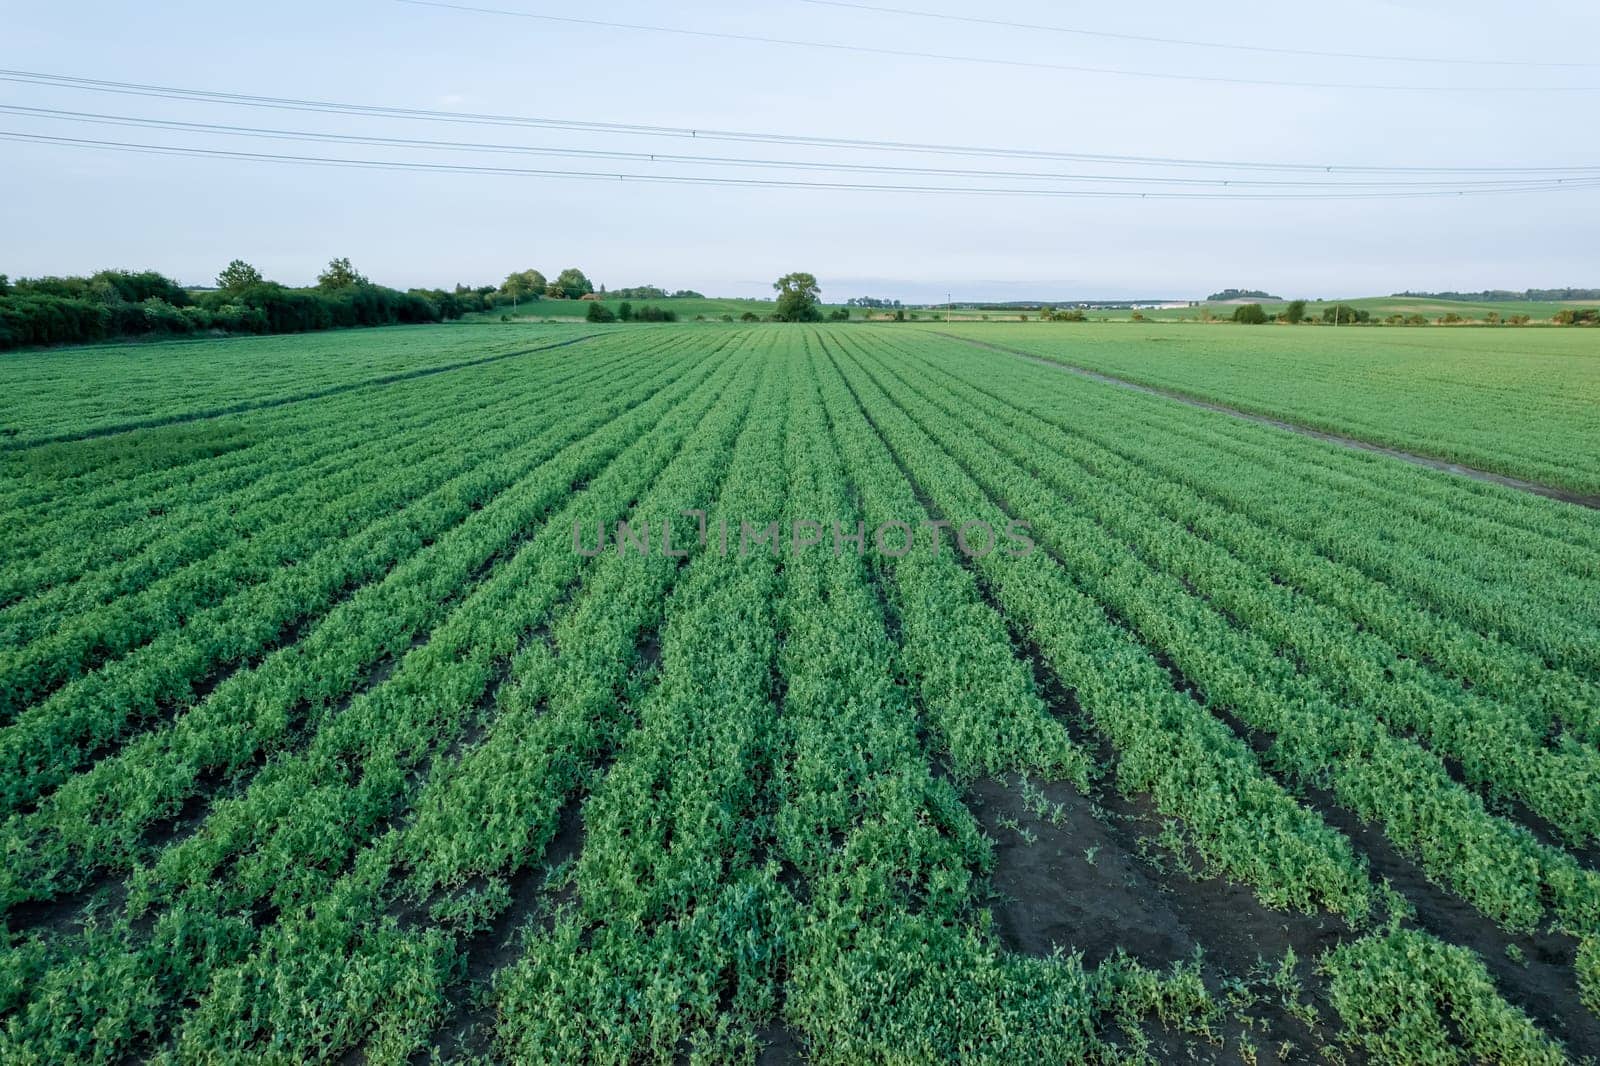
[928,332,1600,512]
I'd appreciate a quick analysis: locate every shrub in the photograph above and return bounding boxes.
[1284,299,1308,324]
[1231,304,1268,325]
[585,302,617,323]
[740,311,760,322]
[1322,304,1368,325]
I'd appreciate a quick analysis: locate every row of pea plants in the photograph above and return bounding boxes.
[0,334,720,818]
[828,333,1573,1061]
[489,347,796,1061]
[870,337,1600,844]
[0,336,671,718]
[164,345,784,1063]
[0,333,655,639]
[810,333,1093,787]
[903,338,1600,747]
[848,335,1600,938]
[0,344,763,1063]
[769,355,1112,1062]
[0,336,733,910]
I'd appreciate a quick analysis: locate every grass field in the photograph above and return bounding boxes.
[2,323,1598,1063]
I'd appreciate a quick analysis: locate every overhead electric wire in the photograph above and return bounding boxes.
[5,69,1599,178]
[390,0,1600,93]
[8,130,1600,201]
[4,104,1592,192]
[797,0,1599,70]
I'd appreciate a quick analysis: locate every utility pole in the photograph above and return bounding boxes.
[947,292,952,324]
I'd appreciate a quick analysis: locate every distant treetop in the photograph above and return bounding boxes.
[1208,288,1282,301]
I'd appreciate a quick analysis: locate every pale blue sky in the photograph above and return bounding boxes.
[3,0,1598,301]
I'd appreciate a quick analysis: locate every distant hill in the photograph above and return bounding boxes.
[1207,288,1281,302]
[1394,288,1600,303]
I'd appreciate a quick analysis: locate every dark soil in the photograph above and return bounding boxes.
[970,773,1351,1066]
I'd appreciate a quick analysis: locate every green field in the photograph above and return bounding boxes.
[942,321,1600,496]
[2,324,1598,1063]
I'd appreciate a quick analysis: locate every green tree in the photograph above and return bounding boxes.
[1232,303,1268,325]
[548,268,594,300]
[772,272,823,322]
[500,269,546,302]
[585,301,617,323]
[1322,304,1367,325]
[216,260,263,293]
[617,301,634,322]
[316,257,367,291]
[1284,299,1307,324]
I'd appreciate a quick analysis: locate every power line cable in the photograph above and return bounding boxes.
[4,104,1590,191]
[797,0,1599,70]
[390,0,1600,92]
[8,130,1600,200]
[5,69,1598,176]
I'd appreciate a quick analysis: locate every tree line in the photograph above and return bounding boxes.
[0,259,470,351]
[1394,288,1600,302]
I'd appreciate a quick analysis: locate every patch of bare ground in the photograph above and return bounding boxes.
[754,1025,801,1065]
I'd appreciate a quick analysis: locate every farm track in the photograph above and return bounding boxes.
[2,325,1595,1064]
[933,332,1600,511]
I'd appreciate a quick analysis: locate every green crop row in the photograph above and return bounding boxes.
[0,344,759,1062]
[0,337,715,817]
[490,342,795,1062]
[0,336,731,908]
[0,334,655,625]
[0,338,669,718]
[867,335,1600,844]
[166,344,779,1063]
[904,342,1600,746]
[841,333,1600,937]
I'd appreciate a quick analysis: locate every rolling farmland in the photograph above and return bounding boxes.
[2,323,1599,1064]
